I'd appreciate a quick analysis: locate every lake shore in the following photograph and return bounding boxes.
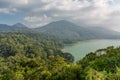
[65,39,120,62]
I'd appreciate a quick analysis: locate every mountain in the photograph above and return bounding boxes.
[0,20,120,44]
[0,24,12,31]
[0,23,34,33]
[36,20,120,43]
[12,23,27,28]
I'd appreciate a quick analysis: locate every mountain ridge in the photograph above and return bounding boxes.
[35,20,120,43]
[12,23,27,28]
[0,20,120,43]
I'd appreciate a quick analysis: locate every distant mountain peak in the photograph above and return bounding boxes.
[52,20,74,24]
[55,20,70,23]
[13,23,27,28]
[35,20,120,42]
[0,24,10,27]
[41,20,78,29]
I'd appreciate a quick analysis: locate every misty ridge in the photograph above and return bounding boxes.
[0,20,120,44]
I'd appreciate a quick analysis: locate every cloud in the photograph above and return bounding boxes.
[24,15,52,27]
[40,0,90,11]
[24,15,50,23]
[0,8,17,14]
[0,0,120,29]
[101,10,120,31]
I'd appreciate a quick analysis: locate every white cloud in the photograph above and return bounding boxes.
[0,8,17,14]
[24,15,51,22]
[39,0,112,26]
[0,0,120,29]
[24,15,52,27]
[40,0,90,11]
[27,0,119,27]
[0,8,10,13]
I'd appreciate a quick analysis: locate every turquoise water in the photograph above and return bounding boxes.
[65,39,120,62]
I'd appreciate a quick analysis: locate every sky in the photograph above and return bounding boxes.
[0,0,120,30]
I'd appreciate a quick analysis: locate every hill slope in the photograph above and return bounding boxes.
[0,23,33,32]
[36,20,120,43]
[0,33,74,62]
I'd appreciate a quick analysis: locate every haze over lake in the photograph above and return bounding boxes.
[65,39,120,62]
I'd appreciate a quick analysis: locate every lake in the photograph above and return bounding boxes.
[65,39,120,62]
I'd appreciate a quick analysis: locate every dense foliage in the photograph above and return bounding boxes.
[0,55,83,80]
[0,33,78,80]
[1,33,120,80]
[0,33,74,61]
[78,46,120,79]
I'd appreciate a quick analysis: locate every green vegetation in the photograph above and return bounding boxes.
[0,33,77,80]
[0,33,120,80]
[78,46,120,79]
[0,33,74,61]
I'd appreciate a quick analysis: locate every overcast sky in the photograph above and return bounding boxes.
[0,0,120,30]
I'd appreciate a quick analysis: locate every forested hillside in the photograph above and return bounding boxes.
[78,46,120,80]
[0,33,74,61]
[0,33,120,80]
